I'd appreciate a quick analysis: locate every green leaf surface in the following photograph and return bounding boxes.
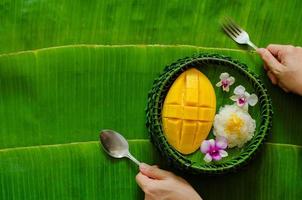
[1,0,302,54]
[0,141,301,200]
[1,0,302,199]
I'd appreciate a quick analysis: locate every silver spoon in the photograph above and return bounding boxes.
[99,129,141,166]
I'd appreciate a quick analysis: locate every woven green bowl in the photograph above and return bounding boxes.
[146,53,273,174]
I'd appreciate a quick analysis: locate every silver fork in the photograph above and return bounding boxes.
[222,17,258,50]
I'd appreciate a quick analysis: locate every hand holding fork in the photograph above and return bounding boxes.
[222,17,302,95]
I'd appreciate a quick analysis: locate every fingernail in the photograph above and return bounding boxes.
[257,48,265,53]
[139,163,149,171]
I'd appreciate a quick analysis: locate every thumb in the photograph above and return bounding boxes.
[139,163,172,180]
[257,48,284,76]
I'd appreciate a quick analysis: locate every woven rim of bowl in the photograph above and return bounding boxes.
[146,53,273,174]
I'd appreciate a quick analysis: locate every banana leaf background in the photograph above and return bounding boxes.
[0,0,302,199]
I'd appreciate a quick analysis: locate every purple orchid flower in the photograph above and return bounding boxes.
[230,85,258,110]
[200,137,228,163]
[216,72,235,92]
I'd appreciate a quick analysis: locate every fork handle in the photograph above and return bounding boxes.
[247,41,258,50]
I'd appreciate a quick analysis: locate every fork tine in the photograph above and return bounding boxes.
[225,17,242,33]
[222,23,237,38]
[222,24,237,40]
[223,18,240,35]
[226,23,240,36]
[227,22,241,35]
[222,17,240,35]
[222,24,235,39]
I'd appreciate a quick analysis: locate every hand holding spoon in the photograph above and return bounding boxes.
[99,130,141,166]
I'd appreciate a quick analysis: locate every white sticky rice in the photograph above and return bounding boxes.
[213,104,256,148]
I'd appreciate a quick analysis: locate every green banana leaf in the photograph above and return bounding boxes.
[0,0,302,199]
[1,0,302,54]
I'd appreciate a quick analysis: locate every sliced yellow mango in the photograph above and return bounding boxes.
[162,68,216,154]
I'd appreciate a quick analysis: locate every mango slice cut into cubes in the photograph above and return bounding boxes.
[162,68,216,154]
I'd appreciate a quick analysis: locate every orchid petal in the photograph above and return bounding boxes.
[234,85,245,95]
[219,150,228,158]
[200,140,211,154]
[204,153,212,163]
[228,77,235,85]
[244,91,250,97]
[216,82,222,87]
[212,153,222,161]
[209,139,215,149]
[243,103,249,111]
[247,94,258,106]
[230,95,238,101]
[216,137,228,149]
[223,86,230,92]
[219,72,229,80]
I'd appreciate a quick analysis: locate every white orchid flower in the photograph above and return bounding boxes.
[216,72,235,92]
[230,85,258,110]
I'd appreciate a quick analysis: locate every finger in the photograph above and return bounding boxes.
[266,44,286,56]
[257,48,284,75]
[263,63,268,71]
[267,44,296,61]
[267,71,278,85]
[136,172,152,189]
[139,163,172,180]
[267,44,295,55]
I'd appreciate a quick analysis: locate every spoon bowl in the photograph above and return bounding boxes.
[100,130,141,165]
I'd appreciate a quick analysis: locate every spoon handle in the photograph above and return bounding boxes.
[127,153,141,166]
